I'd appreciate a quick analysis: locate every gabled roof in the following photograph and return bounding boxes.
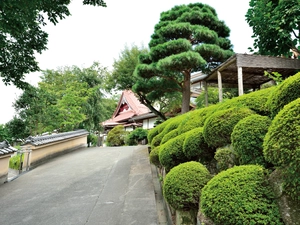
[103,90,151,127]
[0,140,17,155]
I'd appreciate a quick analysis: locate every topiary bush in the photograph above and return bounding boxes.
[177,104,220,134]
[149,146,161,168]
[214,146,238,172]
[183,127,215,163]
[267,72,300,118]
[263,98,300,200]
[147,125,160,144]
[231,114,271,167]
[203,107,254,148]
[163,161,211,211]
[216,86,276,116]
[106,125,128,146]
[201,165,283,225]
[160,128,178,145]
[125,128,148,146]
[159,133,189,172]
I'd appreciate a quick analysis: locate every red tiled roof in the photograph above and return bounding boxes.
[102,90,151,127]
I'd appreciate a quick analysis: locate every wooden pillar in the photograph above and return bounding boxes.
[238,66,244,96]
[203,81,208,107]
[217,71,223,102]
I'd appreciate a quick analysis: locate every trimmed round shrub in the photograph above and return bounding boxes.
[183,127,215,163]
[149,146,161,167]
[125,128,148,145]
[216,86,276,116]
[201,165,283,225]
[267,72,300,118]
[177,104,219,134]
[107,125,127,146]
[163,161,211,211]
[147,125,160,144]
[159,133,188,172]
[214,147,238,172]
[161,128,178,145]
[203,107,254,148]
[231,114,272,167]
[263,98,300,200]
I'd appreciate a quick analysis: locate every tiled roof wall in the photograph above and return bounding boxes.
[0,140,17,155]
[24,130,89,146]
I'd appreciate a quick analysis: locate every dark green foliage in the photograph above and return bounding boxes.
[159,133,188,172]
[203,107,254,148]
[183,127,214,163]
[201,165,283,225]
[163,161,211,211]
[149,146,161,168]
[214,147,238,172]
[0,0,106,88]
[231,114,271,167]
[267,72,300,118]
[106,125,127,146]
[125,128,148,146]
[263,98,300,200]
[87,134,98,147]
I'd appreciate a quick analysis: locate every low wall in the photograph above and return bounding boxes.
[0,155,11,184]
[22,130,88,169]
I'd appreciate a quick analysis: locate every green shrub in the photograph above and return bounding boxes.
[9,153,24,170]
[201,165,283,225]
[203,107,254,148]
[263,98,300,200]
[125,128,148,146]
[149,146,161,168]
[214,146,238,172]
[183,127,214,163]
[231,114,271,167]
[177,105,220,134]
[159,133,188,172]
[267,72,300,118]
[163,161,211,211]
[147,125,160,144]
[216,86,276,116]
[106,125,127,146]
[87,134,98,147]
[160,128,178,145]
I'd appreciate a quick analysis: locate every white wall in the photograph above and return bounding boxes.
[143,117,157,129]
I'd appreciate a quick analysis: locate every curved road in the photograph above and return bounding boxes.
[0,146,160,225]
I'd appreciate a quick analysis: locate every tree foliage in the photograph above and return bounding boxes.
[134,3,234,113]
[246,0,300,57]
[13,63,115,136]
[0,0,106,88]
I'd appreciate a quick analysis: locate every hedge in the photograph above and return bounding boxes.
[183,127,215,163]
[161,128,179,145]
[201,165,283,225]
[216,86,276,116]
[263,98,300,200]
[231,114,271,167]
[159,132,188,172]
[149,146,161,168]
[177,104,220,134]
[163,161,211,211]
[267,72,300,118]
[203,107,254,148]
[214,146,238,172]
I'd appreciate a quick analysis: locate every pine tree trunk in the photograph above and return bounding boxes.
[181,71,191,114]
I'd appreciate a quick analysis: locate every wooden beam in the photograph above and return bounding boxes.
[238,66,244,96]
[217,71,223,102]
[203,81,208,107]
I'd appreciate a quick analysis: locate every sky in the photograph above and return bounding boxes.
[0,0,254,124]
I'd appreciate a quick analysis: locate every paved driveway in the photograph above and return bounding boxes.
[0,146,158,225]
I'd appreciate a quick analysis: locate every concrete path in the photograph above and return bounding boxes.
[0,146,166,225]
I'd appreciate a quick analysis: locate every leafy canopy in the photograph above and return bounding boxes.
[246,0,300,57]
[134,3,234,113]
[0,0,106,89]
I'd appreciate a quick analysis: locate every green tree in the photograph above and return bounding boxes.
[246,0,300,57]
[134,3,234,113]
[106,44,181,121]
[5,117,30,142]
[0,0,106,89]
[0,124,9,142]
